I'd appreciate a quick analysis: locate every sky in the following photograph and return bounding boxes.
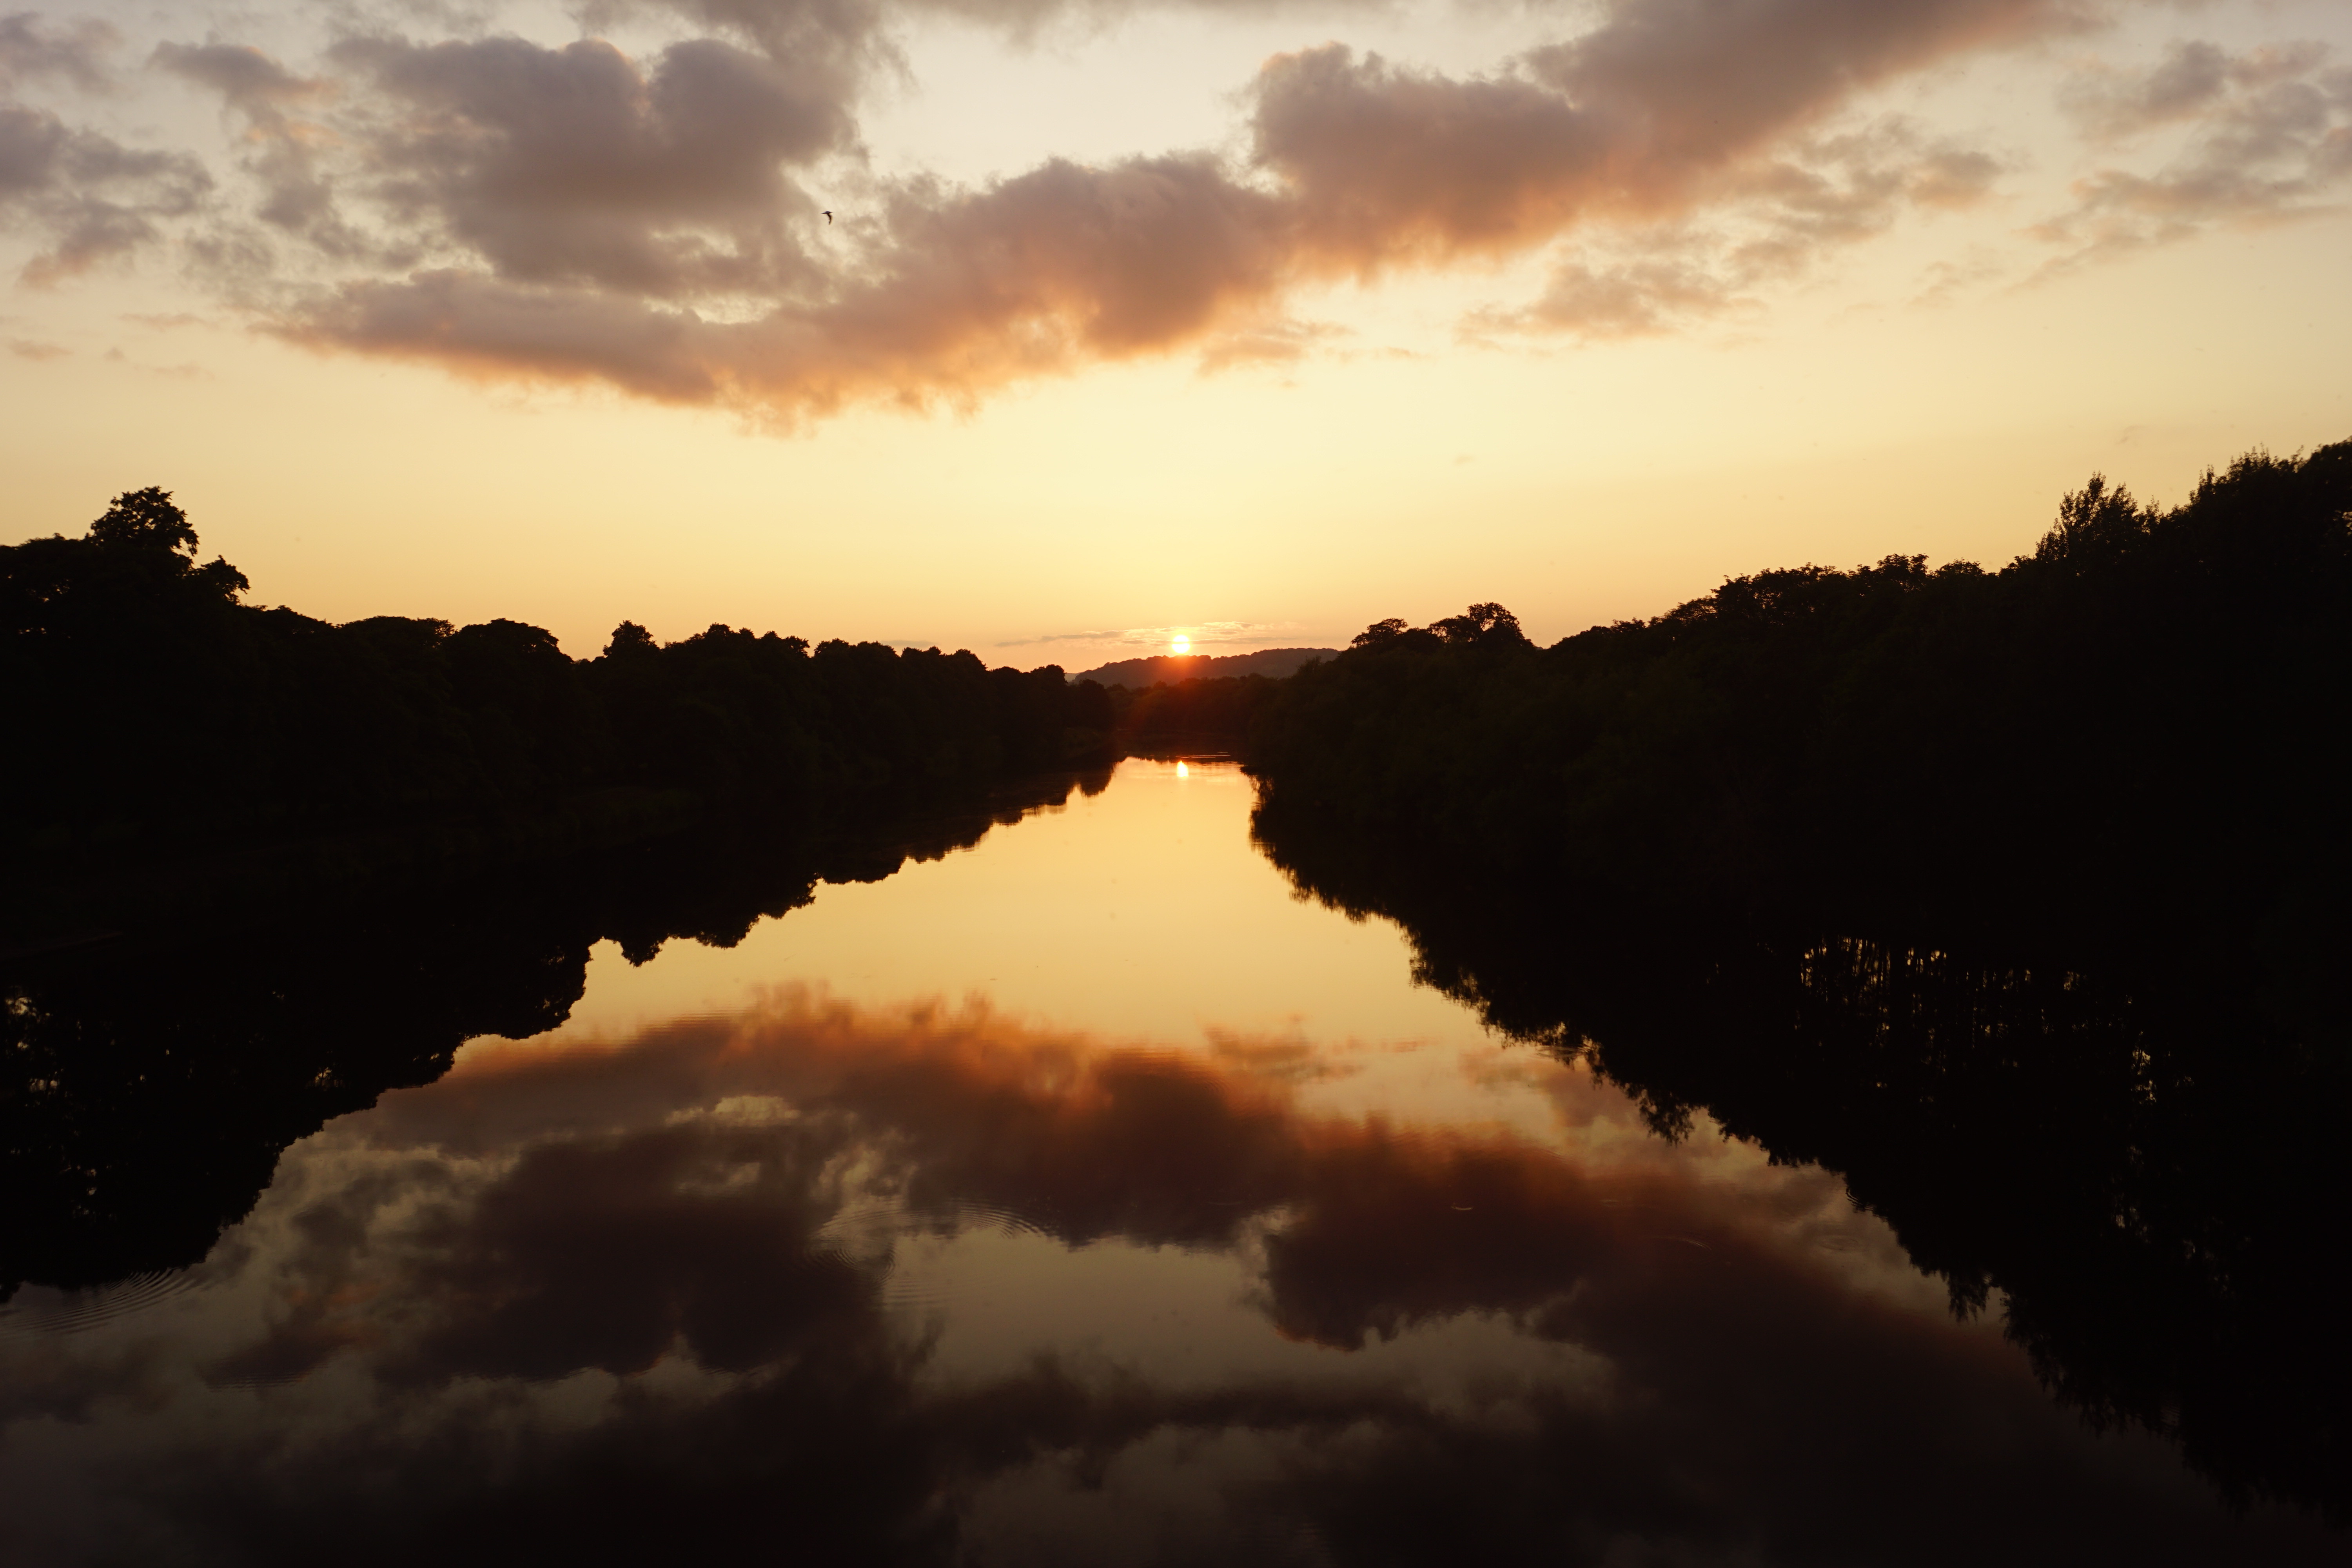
[2,0,2347,665]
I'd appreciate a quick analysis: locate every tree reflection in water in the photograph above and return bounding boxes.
[0,766,1109,1294]
[1251,789,2352,1528]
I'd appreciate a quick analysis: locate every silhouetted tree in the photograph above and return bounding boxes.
[88,485,198,555]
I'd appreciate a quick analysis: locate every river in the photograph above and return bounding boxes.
[0,758,2337,1564]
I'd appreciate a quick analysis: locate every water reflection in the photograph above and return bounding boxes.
[5,991,2334,1564]
[1,767,1108,1292]
[1252,785,2352,1528]
[0,760,2341,1562]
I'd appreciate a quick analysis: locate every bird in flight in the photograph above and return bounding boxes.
[824,211,833,224]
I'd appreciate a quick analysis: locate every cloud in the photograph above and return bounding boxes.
[604,0,1374,62]
[0,11,117,93]
[585,0,897,71]
[34,0,2103,419]
[1909,245,2010,307]
[152,40,318,110]
[1249,45,1606,268]
[5,334,66,358]
[153,42,354,252]
[1194,314,1347,373]
[0,103,211,284]
[283,270,738,401]
[270,0,2066,421]
[1521,0,2079,182]
[278,145,1293,417]
[1483,120,2009,341]
[2031,40,2352,275]
[329,34,854,294]
[2057,38,2332,143]
[1485,249,1744,340]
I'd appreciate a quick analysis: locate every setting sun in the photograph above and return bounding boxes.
[1171,636,1190,655]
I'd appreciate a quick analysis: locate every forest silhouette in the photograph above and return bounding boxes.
[1,489,1123,953]
[1252,443,2349,968]
[1246,438,2352,1521]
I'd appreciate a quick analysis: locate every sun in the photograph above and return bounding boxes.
[1171,635,1190,655]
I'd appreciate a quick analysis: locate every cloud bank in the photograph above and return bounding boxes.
[257,0,2081,420]
[5,0,2344,420]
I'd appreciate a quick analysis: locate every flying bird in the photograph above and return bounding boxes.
[824,211,833,224]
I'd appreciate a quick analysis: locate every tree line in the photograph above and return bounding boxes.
[1249,441,2352,973]
[1,489,1116,922]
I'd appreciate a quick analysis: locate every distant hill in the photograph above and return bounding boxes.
[1068,647,1339,687]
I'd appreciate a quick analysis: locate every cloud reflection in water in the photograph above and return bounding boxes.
[0,991,2336,1565]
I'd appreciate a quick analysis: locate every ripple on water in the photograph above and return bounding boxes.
[958,1201,1056,1241]
[0,1269,206,1338]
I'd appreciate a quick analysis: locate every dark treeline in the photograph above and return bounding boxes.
[1246,439,2352,1521]
[0,766,1109,1296]
[1251,443,2351,974]
[2,489,1114,949]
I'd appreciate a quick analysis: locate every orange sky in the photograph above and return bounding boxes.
[4,0,2348,664]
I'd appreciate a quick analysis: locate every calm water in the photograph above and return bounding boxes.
[0,760,2338,1564]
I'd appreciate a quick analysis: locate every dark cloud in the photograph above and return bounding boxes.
[1250,46,1604,267]
[152,40,316,109]
[1235,1,2049,331]
[385,1119,881,1383]
[772,151,1287,384]
[330,33,851,294]
[284,270,729,399]
[2032,41,2352,274]
[281,147,1292,417]
[0,11,117,93]
[1523,0,2078,184]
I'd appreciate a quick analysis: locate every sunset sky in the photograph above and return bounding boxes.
[4,0,2347,665]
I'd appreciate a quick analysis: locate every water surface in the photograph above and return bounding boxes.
[0,760,2336,1564]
